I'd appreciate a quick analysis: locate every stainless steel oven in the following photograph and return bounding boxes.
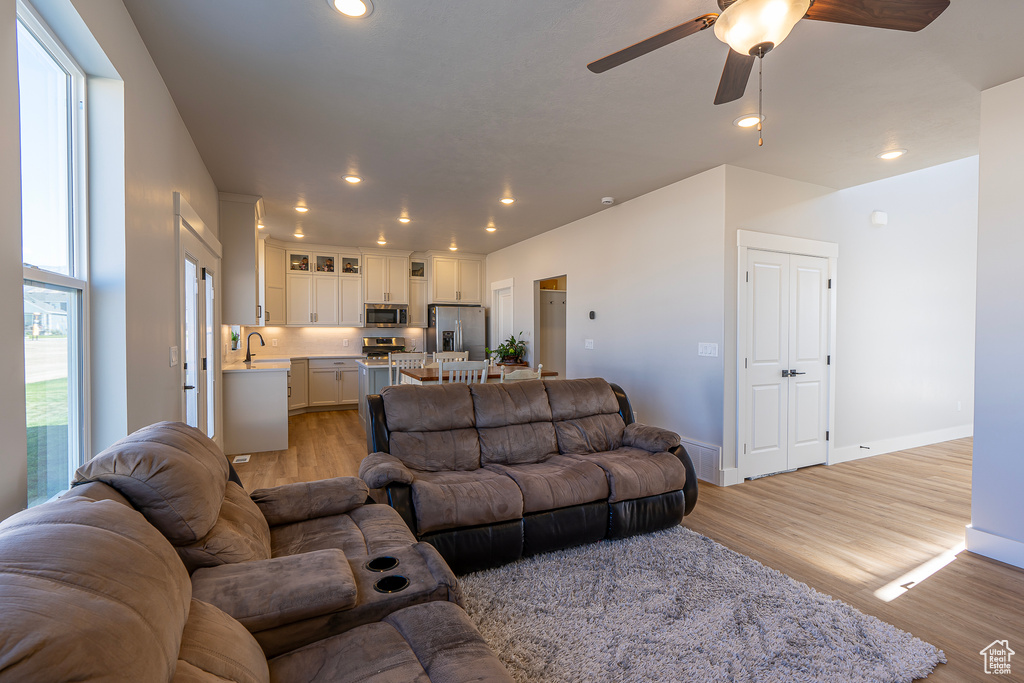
[364,303,408,328]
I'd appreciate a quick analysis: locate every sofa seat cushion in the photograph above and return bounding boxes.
[176,599,269,683]
[267,602,512,683]
[568,447,687,503]
[176,482,272,573]
[411,469,524,534]
[484,456,609,514]
[270,504,415,558]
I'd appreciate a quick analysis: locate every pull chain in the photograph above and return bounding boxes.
[757,46,764,147]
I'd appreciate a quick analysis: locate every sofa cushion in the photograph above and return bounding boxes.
[74,421,230,544]
[177,599,269,683]
[478,422,560,466]
[568,447,687,503]
[270,504,416,559]
[381,383,475,432]
[544,378,620,420]
[251,477,369,526]
[554,413,626,454]
[411,469,524,534]
[0,497,191,682]
[176,482,272,573]
[389,428,481,472]
[485,456,609,513]
[267,602,513,683]
[470,381,552,427]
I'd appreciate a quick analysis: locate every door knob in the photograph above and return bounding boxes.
[783,369,806,377]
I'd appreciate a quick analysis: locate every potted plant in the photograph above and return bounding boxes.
[230,330,240,351]
[487,332,527,365]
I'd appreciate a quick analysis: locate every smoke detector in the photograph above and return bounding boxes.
[601,197,615,206]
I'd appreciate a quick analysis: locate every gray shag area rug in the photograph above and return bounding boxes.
[460,526,945,683]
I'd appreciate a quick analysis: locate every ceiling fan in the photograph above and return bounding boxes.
[588,0,950,106]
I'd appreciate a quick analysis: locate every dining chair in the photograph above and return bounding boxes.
[440,360,488,384]
[387,352,426,386]
[427,351,469,369]
[500,364,543,382]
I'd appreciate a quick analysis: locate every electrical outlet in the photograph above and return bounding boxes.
[584,339,594,350]
[272,339,278,347]
[343,339,350,347]
[232,455,250,464]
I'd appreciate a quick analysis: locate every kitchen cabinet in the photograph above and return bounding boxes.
[220,193,265,325]
[264,243,286,325]
[362,251,410,304]
[286,273,338,325]
[430,254,483,304]
[222,366,288,454]
[308,359,358,406]
[409,278,427,328]
[340,276,363,326]
[288,359,308,410]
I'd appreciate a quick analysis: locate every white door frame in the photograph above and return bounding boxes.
[175,193,223,446]
[737,230,838,471]
[490,277,514,350]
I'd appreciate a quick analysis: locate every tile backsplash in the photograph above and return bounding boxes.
[222,326,426,364]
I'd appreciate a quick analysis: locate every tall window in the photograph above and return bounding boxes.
[18,2,88,507]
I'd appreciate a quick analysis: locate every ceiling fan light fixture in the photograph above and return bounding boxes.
[714,0,810,55]
[330,0,373,19]
[877,149,907,160]
[734,114,763,128]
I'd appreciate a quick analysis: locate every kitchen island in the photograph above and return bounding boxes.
[222,361,291,455]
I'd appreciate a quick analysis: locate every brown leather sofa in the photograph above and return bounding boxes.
[0,422,512,682]
[360,378,699,574]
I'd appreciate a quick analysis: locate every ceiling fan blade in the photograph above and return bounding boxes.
[587,13,718,74]
[803,0,950,32]
[714,49,755,105]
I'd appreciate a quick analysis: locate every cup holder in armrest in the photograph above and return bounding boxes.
[373,575,410,593]
[365,556,400,572]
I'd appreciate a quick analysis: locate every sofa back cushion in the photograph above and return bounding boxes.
[176,599,269,683]
[74,421,230,544]
[545,378,626,454]
[471,382,559,465]
[175,482,272,573]
[382,384,481,471]
[0,496,191,682]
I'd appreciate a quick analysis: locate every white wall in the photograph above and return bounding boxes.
[486,167,727,447]
[723,161,978,469]
[0,0,218,517]
[968,75,1024,569]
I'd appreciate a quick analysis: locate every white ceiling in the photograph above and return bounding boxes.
[120,0,1024,253]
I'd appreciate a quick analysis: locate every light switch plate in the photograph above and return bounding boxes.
[169,346,179,366]
[584,339,594,350]
[698,343,719,357]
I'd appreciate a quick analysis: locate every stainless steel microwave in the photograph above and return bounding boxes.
[364,303,408,328]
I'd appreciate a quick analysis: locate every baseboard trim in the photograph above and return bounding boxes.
[829,424,973,465]
[965,525,1024,570]
[718,468,740,486]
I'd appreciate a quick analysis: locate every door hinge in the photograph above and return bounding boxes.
[201,267,207,280]
[828,278,832,289]
[746,271,749,283]
[743,443,747,454]
[202,357,207,371]
[826,430,830,441]
[827,355,831,365]
[744,358,748,369]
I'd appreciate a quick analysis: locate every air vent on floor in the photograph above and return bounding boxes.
[232,455,251,464]
[679,438,720,483]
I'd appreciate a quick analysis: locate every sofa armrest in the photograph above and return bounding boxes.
[251,477,368,526]
[622,423,681,453]
[359,452,415,489]
[671,444,699,517]
[190,549,357,632]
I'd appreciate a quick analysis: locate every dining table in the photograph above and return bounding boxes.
[399,366,557,385]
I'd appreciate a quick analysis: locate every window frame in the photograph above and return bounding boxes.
[18,0,91,502]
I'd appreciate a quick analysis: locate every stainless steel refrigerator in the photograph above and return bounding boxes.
[427,304,486,361]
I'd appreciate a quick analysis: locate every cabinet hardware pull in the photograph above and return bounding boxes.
[257,304,262,320]
[288,387,292,397]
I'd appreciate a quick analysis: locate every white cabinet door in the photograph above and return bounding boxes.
[313,276,339,325]
[308,368,340,406]
[387,256,410,304]
[432,257,459,303]
[409,279,427,327]
[340,369,358,404]
[340,277,363,326]
[286,273,313,325]
[457,258,482,304]
[363,254,388,303]
[265,245,286,324]
[288,360,308,410]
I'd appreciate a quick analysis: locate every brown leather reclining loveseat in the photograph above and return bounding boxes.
[0,422,513,683]
[360,377,699,574]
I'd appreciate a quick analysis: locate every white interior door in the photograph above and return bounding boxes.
[742,249,830,478]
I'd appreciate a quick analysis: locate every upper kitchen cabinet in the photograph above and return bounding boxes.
[362,249,410,304]
[409,255,427,328]
[263,241,286,325]
[220,193,265,325]
[429,252,484,304]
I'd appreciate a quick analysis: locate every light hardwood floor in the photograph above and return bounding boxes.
[234,412,1024,681]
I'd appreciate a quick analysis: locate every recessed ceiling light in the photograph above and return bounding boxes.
[486,226,497,233]
[294,232,305,238]
[257,223,265,230]
[329,0,373,18]
[500,197,515,205]
[877,149,907,160]
[398,217,410,224]
[734,115,763,128]
[377,238,387,245]
[295,206,309,213]
[449,245,458,251]
[343,175,362,184]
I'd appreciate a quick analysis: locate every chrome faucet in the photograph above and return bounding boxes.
[245,332,265,363]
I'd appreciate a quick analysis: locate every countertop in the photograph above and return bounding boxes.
[223,360,292,373]
[356,359,390,368]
